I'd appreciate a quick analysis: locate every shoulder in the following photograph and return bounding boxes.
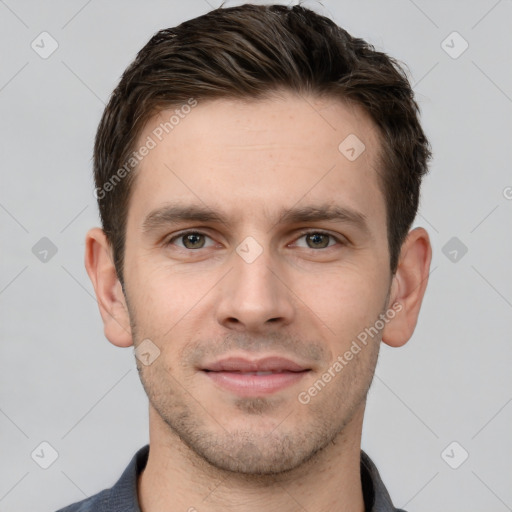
[54,444,149,512]
[54,489,108,511]
[360,449,407,512]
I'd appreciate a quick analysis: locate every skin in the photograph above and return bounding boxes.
[85,90,431,512]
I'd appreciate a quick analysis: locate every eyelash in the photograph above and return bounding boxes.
[165,229,345,250]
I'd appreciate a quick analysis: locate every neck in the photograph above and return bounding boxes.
[138,406,366,512]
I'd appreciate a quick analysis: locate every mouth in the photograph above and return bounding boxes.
[201,356,311,396]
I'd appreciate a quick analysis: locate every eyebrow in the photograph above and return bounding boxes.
[141,203,370,235]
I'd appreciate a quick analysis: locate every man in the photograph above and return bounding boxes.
[57,3,432,511]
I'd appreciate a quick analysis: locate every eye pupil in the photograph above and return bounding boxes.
[183,233,204,249]
[307,233,329,249]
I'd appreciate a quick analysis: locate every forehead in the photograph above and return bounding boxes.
[127,91,386,235]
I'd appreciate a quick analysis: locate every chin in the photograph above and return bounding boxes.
[177,424,334,476]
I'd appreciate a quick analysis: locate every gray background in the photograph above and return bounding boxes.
[1,0,511,510]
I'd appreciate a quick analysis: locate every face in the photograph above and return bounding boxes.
[122,91,393,475]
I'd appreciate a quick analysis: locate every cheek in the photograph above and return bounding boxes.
[127,262,216,339]
[311,265,388,341]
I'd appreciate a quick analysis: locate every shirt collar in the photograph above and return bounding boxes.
[105,444,405,512]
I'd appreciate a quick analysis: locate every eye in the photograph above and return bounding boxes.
[165,229,344,251]
[166,231,216,250]
[293,230,343,249]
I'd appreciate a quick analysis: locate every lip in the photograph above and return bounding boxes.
[201,356,311,396]
[202,356,309,373]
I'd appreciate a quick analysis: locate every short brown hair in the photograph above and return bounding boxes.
[93,3,431,287]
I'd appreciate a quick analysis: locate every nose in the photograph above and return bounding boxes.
[215,243,295,333]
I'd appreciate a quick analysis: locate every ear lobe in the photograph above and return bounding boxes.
[84,227,133,347]
[381,227,432,348]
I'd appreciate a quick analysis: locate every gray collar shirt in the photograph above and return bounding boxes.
[55,445,406,512]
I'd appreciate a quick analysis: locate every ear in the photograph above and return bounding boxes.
[84,227,133,347]
[381,227,432,348]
